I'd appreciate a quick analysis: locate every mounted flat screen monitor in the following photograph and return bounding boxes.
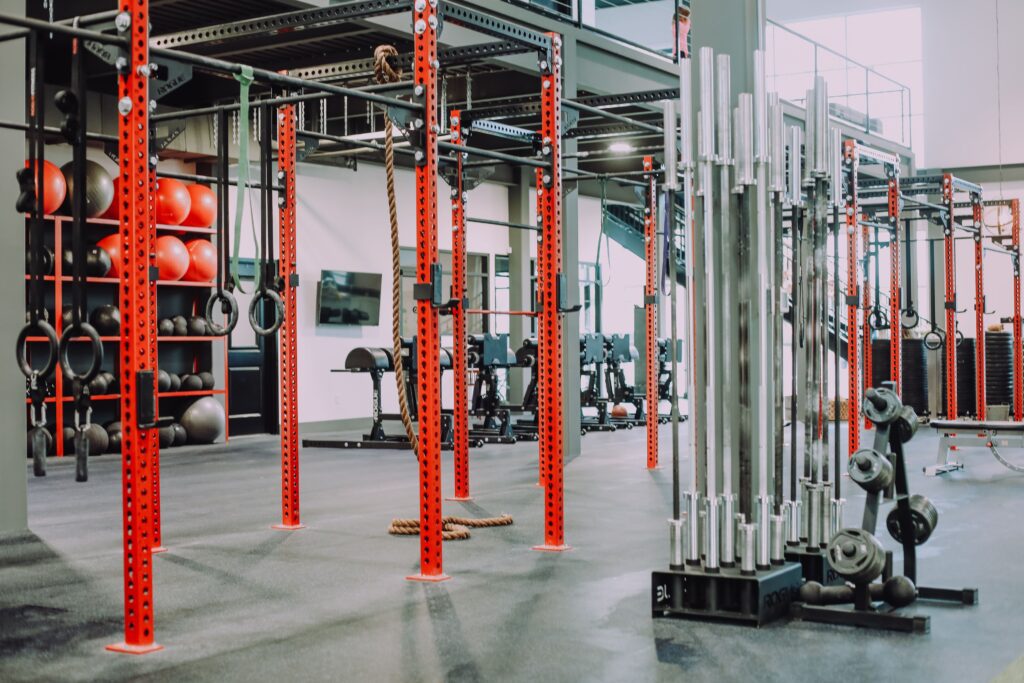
[317,270,382,326]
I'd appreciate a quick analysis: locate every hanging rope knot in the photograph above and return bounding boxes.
[373,45,402,85]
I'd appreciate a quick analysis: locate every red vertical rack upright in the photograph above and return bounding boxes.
[533,32,568,552]
[972,192,986,419]
[888,169,901,396]
[643,156,658,470]
[862,209,872,430]
[943,174,958,419]
[843,140,860,454]
[107,0,163,655]
[534,165,547,488]
[274,101,303,530]
[408,0,446,581]
[1011,199,1022,421]
[449,110,471,501]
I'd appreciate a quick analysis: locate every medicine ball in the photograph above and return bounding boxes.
[171,423,187,447]
[183,239,217,282]
[25,245,54,275]
[24,159,67,215]
[26,426,54,458]
[168,372,181,392]
[180,397,225,444]
[99,371,116,391]
[155,178,191,226]
[187,315,208,337]
[158,425,175,448]
[62,426,75,452]
[158,369,171,392]
[611,404,628,418]
[96,233,122,278]
[87,372,109,395]
[89,305,120,336]
[172,315,188,336]
[182,184,216,228]
[155,235,190,281]
[180,373,204,391]
[99,175,120,220]
[198,371,215,390]
[158,318,175,336]
[86,246,112,277]
[84,423,109,455]
[61,305,74,328]
[60,160,114,218]
[107,429,122,454]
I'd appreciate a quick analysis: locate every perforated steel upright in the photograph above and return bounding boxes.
[643,156,658,470]
[533,33,568,552]
[408,0,446,580]
[972,192,986,419]
[274,102,302,530]
[888,169,901,395]
[1012,199,1022,421]
[942,174,958,419]
[843,140,859,454]
[107,0,163,655]
[449,110,471,501]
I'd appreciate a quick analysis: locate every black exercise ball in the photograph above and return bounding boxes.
[85,246,112,277]
[158,318,174,336]
[158,369,171,392]
[89,305,120,336]
[180,373,204,391]
[107,430,122,454]
[87,373,109,395]
[83,423,109,455]
[171,423,187,447]
[172,315,188,336]
[26,426,54,458]
[180,396,225,444]
[60,160,114,218]
[158,425,175,448]
[25,245,54,275]
[106,420,121,434]
[197,371,215,390]
[187,316,208,337]
[168,372,181,392]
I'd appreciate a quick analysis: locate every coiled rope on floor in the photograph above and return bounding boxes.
[388,514,514,541]
[374,45,514,537]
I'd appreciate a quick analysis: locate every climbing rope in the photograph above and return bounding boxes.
[388,514,514,541]
[374,45,418,456]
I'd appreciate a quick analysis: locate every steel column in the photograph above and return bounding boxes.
[862,208,872,429]
[644,156,658,470]
[107,0,163,655]
[888,169,901,395]
[1012,199,1022,421]
[274,102,303,530]
[972,193,986,419]
[407,0,446,581]
[943,175,958,419]
[449,110,471,501]
[533,33,568,552]
[843,140,859,454]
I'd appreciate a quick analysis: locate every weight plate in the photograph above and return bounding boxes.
[827,528,886,583]
[849,448,894,493]
[886,494,939,546]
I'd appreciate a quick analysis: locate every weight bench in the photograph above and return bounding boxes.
[928,419,1024,475]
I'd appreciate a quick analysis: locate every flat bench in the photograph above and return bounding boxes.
[928,420,1024,475]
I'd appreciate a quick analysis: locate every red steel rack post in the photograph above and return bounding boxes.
[862,209,872,430]
[449,110,471,501]
[972,192,986,419]
[534,166,547,488]
[533,33,569,552]
[943,174,958,419]
[1012,199,1022,421]
[643,156,658,469]
[274,102,303,530]
[843,140,860,454]
[107,0,163,655]
[888,167,901,395]
[408,0,447,581]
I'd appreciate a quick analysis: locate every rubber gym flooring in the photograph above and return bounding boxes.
[1,422,1022,682]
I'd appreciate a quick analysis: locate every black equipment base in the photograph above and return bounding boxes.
[791,584,978,634]
[784,545,846,586]
[651,563,802,627]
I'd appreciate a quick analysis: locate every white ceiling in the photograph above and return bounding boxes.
[767,0,921,23]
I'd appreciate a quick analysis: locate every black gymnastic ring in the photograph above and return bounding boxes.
[901,309,920,330]
[16,319,58,379]
[868,308,889,330]
[955,329,965,347]
[58,322,103,383]
[205,289,239,336]
[923,329,944,351]
[249,288,285,337]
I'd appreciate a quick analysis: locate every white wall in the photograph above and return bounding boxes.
[922,0,1023,169]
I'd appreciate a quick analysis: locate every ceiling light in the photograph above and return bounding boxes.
[608,142,634,154]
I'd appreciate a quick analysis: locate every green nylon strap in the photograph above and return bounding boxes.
[231,65,256,293]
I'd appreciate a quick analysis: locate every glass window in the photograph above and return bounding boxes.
[399,248,488,337]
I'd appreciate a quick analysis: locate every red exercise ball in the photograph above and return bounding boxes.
[155,235,190,281]
[182,184,217,228]
[611,404,629,418]
[96,233,121,278]
[155,178,191,226]
[24,159,67,215]
[184,239,217,282]
[99,175,121,220]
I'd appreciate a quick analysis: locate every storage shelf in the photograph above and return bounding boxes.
[25,275,215,287]
[27,389,226,405]
[26,335,227,343]
[36,214,216,234]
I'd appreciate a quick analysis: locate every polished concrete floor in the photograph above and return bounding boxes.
[1,422,1022,682]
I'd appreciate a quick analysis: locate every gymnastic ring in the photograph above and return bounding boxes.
[868,308,889,330]
[901,309,920,330]
[249,288,285,337]
[58,322,103,384]
[16,319,58,379]
[955,329,965,347]
[205,289,239,336]
[923,329,944,351]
